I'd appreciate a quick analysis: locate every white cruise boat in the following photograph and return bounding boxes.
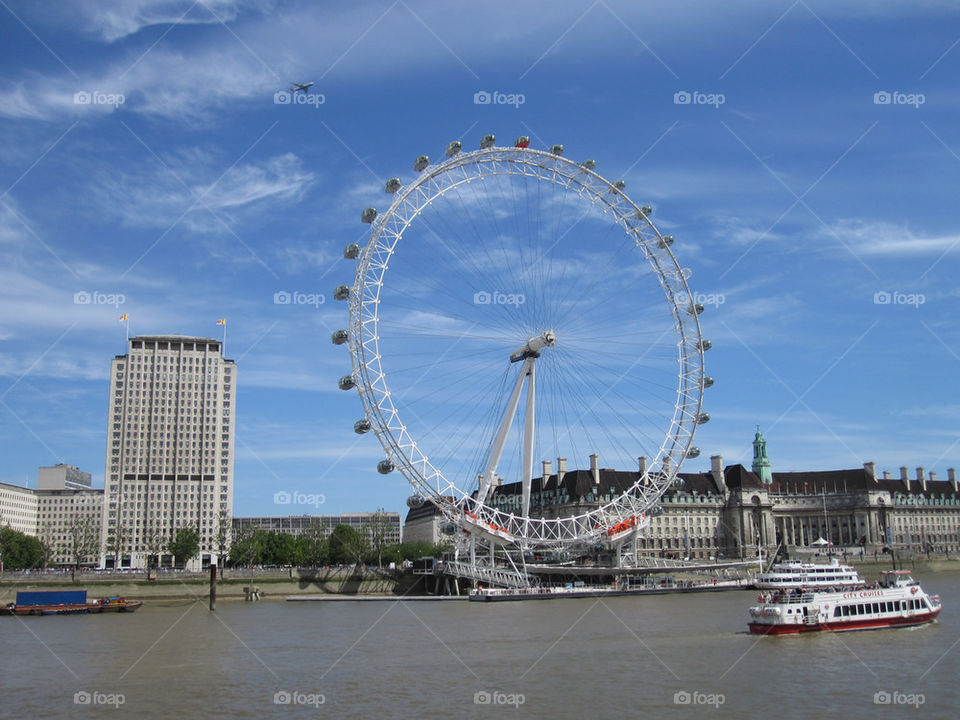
[753,557,863,590]
[748,570,941,635]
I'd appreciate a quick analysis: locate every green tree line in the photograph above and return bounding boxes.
[227,523,450,568]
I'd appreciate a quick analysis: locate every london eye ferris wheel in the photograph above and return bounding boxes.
[333,134,711,551]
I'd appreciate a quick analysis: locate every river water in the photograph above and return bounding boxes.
[2,571,959,718]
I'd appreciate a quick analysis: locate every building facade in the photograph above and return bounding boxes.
[404,432,960,561]
[37,486,103,566]
[233,513,402,546]
[0,481,39,536]
[100,335,236,569]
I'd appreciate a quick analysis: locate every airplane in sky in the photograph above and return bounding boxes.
[289,82,315,93]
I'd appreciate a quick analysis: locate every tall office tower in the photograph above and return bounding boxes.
[100,335,236,569]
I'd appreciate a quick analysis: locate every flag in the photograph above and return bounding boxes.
[216,318,226,325]
[119,313,128,322]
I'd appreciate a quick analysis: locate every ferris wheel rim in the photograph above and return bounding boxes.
[345,142,707,547]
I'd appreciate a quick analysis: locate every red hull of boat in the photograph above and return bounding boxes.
[749,609,940,635]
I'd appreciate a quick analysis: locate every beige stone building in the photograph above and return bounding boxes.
[100,335,236,569]
[404,431,960,561]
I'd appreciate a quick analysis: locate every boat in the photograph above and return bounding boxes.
[0,590,143,616]
[748,570,941,635]
[753,557,863,590]
[469,578,749,602]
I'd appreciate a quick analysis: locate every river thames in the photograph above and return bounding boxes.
[2,571,958,718]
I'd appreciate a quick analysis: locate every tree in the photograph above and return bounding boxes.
[106,524,129,569]
[367,508,392,569]
[37,520,58,567]
[0,527,44,570]
[67,515,101,569]
[167,527,200,568]
[214,508,232,570]
[143,521,167,569]
[295,521,328,567]
[227,525,259,567]
[328,524,366,565]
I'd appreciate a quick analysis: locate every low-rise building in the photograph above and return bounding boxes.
[233,512,402,546]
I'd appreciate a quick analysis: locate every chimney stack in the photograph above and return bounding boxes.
[589,453,600,488]
[638,456,647,476]
[930,471,937,483]
[949,468,957,492]
[882,470,891,480]
[557,457,567,485]
[542,459,552,481]
[917,467,926,492]
[900,466,909,488]
[711,454,726,494]
[863,461,876,480]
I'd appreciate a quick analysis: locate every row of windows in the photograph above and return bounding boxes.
[833,598,926,617]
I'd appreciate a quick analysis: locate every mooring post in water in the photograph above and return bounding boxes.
[209,561,217,611]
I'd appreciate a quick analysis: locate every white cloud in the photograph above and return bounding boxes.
[87,151,315,231]
[71,0,260,42]
[827,219,960,257]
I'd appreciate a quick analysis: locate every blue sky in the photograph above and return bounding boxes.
[0,0,958,518]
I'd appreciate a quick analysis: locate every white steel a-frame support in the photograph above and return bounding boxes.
[476,331,555,518]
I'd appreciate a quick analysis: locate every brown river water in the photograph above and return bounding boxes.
[2,571,959,718]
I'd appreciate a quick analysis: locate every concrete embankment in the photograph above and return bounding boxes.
[0,568,423,602]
